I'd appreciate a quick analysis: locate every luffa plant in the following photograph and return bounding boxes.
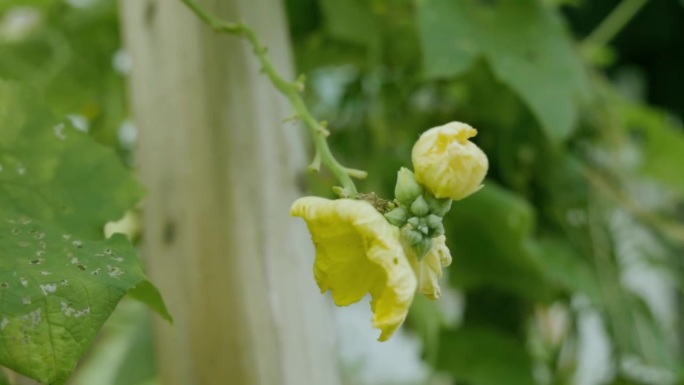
[292,122,488,340]
[182,0,489,341]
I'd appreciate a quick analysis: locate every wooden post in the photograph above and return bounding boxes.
[119,1,340,384]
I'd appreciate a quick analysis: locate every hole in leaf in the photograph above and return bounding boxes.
[108,266,124,278]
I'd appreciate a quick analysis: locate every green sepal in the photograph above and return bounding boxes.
[425,214,444,238]
[426,195,452,217]
[413,237,433,260]
[407,217,421,227]
[384,207,409,227]
[406,229,423,246]
[395,167,424,205]
[410,195,430,217]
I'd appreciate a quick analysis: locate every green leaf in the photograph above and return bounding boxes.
[0,80,166,384]
[437,326,535,385]
[0,0,53,12]
[0,217,150,385]
[68,300,158,385]
[627,295,679,374]
[319,0,380,47]
[111,312,157,385]
[0,368,8,385]
[620,101,684,196]
[445,182,553,301]
[0,80,144,239]
[407,294,444,366]
[416,0,591,143]
[533,237,601,301]
[127,280,172,323]
[0,2,127,147]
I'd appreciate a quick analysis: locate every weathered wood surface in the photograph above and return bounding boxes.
[120,0,340,384]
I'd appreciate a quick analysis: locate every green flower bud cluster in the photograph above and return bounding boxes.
[384,167,453,260]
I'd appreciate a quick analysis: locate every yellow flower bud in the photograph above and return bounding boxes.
[412,122,488,200]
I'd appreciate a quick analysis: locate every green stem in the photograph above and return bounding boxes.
[582,0,648,48]
[180,0,365,195]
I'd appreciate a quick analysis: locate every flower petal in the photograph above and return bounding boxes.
[402,233,452,301]
[291,197,417,341]
[417,235,452,300]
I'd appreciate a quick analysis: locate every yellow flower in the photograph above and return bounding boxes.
[291,197,417,341]
[403,233,452,301]
[412,121,488,200]
[417,236,452,300]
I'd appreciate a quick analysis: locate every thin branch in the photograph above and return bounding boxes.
[582,0,649,49]
[180,0,366,195]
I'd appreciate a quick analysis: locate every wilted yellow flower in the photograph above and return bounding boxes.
[417,236,452,300]
[412,121,488,200]
[291,197,417,341]
[403,234,452,300]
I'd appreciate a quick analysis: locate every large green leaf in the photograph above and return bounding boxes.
[416,0,591,143]
[0,80,143,239]
[0,80,169,384]
[437,326,535,385]
[0,217,150,384]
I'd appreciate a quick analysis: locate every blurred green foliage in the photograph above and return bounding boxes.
[0,2,166,384]
[1,0,683,384]
[290,0,684,383]
[0,0,127,151]
[0,81,140,238]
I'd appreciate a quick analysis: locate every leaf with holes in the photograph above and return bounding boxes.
[416,0,591,143]
[0,80,169,384]
[0,215,154,385]
[0,80,144,240]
